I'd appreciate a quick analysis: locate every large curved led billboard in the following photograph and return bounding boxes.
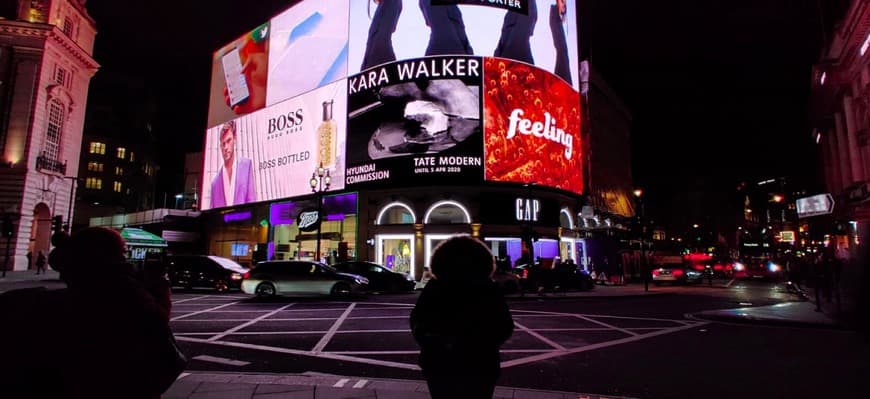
[203,0,584,211]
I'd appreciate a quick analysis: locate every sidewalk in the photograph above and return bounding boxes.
[0,269,60,282]
[166,371,632,399]
[688,301,846,329]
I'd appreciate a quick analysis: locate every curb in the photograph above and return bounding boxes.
[684,311,852,331]
[172,371,638,399]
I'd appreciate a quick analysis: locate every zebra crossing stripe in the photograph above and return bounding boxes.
[352,379,368,388]
[333,378,350,388]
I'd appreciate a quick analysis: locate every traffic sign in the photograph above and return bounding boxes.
[796,194,835,218]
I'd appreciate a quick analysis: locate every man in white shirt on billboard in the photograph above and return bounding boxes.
[210,120,256,208]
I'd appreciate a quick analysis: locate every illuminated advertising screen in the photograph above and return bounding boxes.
[348,0,579,91]
[202,80,347,211]
[483,57,583,193]
[207,0,349,129]
[344,56,483,188]
[203,0,586,204]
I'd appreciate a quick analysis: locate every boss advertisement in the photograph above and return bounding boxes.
[483,57,583,194]
[344,55,483,188]
[202,80,347,211]
[207,0,349,129]
[348,0,579,91]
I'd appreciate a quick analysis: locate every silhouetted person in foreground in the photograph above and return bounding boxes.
[410,235,514,398]
[59,227,181,398]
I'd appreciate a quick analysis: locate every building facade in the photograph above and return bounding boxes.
[0,0,98,271]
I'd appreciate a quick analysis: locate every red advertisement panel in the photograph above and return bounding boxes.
[483,57,583,194]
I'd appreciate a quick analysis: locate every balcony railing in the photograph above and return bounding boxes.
[36,152,66,175]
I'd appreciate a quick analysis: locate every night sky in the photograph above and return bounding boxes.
[83,0,847,229]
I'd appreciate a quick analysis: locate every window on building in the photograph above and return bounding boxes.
[113,181,122,193]
[62,17,74,37]
[130,152,135,162]
[44,99,64,161]
[85,177,102,190]
[116,147,126,159]
[87,162,103,172]
[55,66,66,86]
[89,142,105,155]
[114,166,123,175]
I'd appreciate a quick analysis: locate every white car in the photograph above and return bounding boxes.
[242,261,369,297]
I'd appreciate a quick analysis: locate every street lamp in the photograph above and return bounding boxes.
[633,189,648,292]
[309,163,331,263]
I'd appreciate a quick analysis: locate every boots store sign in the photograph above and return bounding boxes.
[297,208,322,232]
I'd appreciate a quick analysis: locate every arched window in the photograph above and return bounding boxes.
[560,209,574,229]
[424,200,471,224]
[44,99,65,161]
[376,202,416,225]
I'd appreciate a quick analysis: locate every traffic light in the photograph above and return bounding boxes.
[51,215,63,233]
[1,215,13,238]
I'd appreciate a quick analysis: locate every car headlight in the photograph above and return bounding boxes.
[733,262,745,271]
[230,273,243,280]
[768,263,780,272]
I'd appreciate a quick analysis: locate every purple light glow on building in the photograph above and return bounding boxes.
[269,193,358,225]
[223,211,252,223]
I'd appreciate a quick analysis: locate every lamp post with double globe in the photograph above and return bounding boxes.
[633,189,648,292]
[309,164,331,263]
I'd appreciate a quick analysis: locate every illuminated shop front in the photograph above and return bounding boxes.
[365,190,588,280]
[268,193,358,262]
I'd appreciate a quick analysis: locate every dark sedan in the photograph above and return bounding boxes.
[331,261,415,292]
[166,255,248,292]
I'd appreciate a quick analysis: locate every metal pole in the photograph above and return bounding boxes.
[641,200,648,292]
[527,183,534,263]
[65,178,76,232]
[315,188,322,263]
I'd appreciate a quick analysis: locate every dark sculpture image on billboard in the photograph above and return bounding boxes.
[345,55,483,187]
[483,57,583,194]
[348,0,579,91]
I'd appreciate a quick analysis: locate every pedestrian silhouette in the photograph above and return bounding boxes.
[56,227,183,397]
[35,250,46,275]
[410,235,514,398]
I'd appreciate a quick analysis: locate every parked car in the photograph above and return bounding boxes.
[166,255,248,292]
[331,261,414,292]
[242,260,369,297]
[510,263,594,293]
[651,262,705,285]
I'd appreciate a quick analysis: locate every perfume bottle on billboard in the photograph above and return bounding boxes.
[317,100,337,168]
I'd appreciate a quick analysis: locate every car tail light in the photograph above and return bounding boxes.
[230,273,243,281]
[713,264,724,271]
[241,272,250,280]
[692,264,705,271]
[672,269,685,276]
[522,269,528,279]
[652,269,660,277]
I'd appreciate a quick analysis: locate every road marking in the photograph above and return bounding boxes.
[177,372,191,380]
[514,321,566,350]
[208,303,295,342]
[171,295,212,304]
[352,379,368,388]
[726,278,736,288]
[501,321,708,369]
[333,378,350,387]
[574,314,640,336]
[175,336,420,370]
[313,303,356,354]
[171,301,242,321]
[192,355,250,367]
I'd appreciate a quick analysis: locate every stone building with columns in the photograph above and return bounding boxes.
[812,0,870,244]
[0,0,98,272]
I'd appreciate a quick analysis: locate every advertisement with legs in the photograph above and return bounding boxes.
[348,0,580,91]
